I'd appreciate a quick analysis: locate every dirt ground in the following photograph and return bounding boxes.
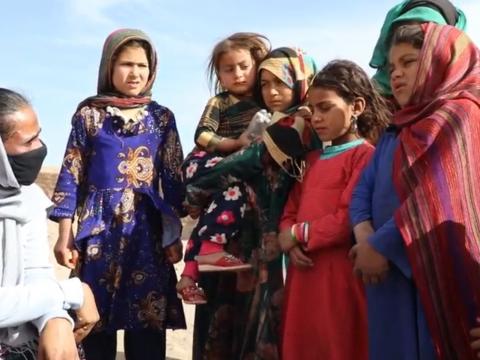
[38,167,195,360]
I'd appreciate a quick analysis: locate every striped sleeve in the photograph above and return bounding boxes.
[194,95,224,151]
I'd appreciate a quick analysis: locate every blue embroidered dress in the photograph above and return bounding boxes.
[50,102,186,332]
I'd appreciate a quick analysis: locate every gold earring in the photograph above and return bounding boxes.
[350,115,358,133]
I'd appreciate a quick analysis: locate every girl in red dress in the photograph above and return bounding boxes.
[278,60,390,360]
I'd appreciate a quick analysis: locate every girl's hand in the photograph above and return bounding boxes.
[165,240,183,264]
[350,241,389,285]
[73,283,100,343]
[38,318,79,360]
[470,326,480,357]
[54,236,78,270]
[262,232,281,261]
[55,219,78,269]
[291,106,312,121]
[237,132,253,148]
[278,230,297,253]
[289,246,313,269]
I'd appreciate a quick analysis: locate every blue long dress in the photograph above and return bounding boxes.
[349,127,435,360]
[50,103,186,332]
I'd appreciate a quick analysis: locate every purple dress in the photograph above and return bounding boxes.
[50,102,186,332]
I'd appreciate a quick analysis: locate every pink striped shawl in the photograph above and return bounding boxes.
[392,23,480,359]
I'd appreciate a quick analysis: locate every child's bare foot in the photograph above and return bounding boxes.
[176,276,207,305]
[176,275,195,292]
[196,252,252,272]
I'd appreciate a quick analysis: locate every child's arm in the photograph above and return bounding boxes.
[278,175,314,268]
[350,143,410,277]
[192,142,265,192]
[349,148,375,228]
[350,141,411,280]
[355,217,411,280]
[278,176,303,252]
[470,327,480,356]
[215,137,248,153]
[195,96,245,154]
[158,109,186,216]
[291,148,373,252]
[49,112,89,267]
[54,218,77,269]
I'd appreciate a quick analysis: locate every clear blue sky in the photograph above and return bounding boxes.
[1,0,479,166]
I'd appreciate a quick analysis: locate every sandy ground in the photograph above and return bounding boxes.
[38,168,195,360]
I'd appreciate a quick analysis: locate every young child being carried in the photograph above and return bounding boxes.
[177,32,271,304]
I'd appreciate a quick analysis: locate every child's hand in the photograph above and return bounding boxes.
[350,241,389,285]
[262,232,281,261]
[54,233,79,270]
[278,230,297,253]
[292,106,312,121]
[289,246,313,269]
[470,326,480,357]
[165,240,183,264]
[237,132,253,148]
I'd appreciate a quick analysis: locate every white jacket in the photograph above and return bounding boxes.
[0,184,83,347]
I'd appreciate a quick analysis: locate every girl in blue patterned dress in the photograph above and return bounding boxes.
[49,29,186,360]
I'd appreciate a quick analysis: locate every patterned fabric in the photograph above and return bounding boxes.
[370,0,466,96]
[191,47,318,359]
[263,113,309,181]
[194,92,260,151]
[50,103,186,332]
[182,93,259,278]
[392,23,480,359]
[257,47,317,112]
[191,143,292,359]
[0,342,36,360]
[182,150,248,273]
[0,343,86,360]
[77,29,157,110]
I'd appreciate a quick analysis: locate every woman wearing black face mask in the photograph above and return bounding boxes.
[0,88,99,360]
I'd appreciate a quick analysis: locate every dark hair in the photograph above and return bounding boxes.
[310,60,390,144]
[207,32,271,94]
[0,88,30,140]
[112,39,152,66]
[389,23,425,50]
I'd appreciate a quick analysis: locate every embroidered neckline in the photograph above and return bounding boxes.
[320,138,365,160]
[106,106,148,132]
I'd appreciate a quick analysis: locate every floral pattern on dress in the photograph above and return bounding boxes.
[135,292,168,330]
[63,147,84,185]
[50,102,186,332]
[117,146,154,187]
[223,186,241,201]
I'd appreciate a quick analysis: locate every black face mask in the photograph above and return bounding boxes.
[7,142,47,186]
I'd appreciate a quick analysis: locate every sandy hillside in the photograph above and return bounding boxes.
[37,167,196,360]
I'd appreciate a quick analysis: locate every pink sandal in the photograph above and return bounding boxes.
[197,254,252,272]
[177,285,207,305]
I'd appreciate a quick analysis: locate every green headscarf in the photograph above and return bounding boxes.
[370,0,467,96]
